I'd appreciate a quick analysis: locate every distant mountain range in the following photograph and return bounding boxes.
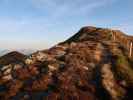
[0,49,36,56]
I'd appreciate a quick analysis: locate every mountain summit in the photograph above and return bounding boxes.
[0,26,133,100]
[62,26,111,43]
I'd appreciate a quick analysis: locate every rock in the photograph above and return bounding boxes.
[1,64,12,71]
[25,58,34,65]
[14,64,22,70]
[36,52,49,61]
[3,68,11,75]
[82,66,89,70]
[48,65,58,71]
[2,74,12,80]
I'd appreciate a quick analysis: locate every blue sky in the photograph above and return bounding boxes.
[0,0,133,49]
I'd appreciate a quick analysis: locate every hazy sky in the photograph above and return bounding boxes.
[0,0,133,49]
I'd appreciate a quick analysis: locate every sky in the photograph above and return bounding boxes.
[0,0,133,50]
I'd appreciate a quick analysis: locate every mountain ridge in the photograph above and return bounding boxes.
[0,26,133,100]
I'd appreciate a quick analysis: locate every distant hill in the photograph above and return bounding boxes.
[0,49,36,57]
[0,51,26,66]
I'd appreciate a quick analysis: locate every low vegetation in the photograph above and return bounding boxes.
[0,26,133,100]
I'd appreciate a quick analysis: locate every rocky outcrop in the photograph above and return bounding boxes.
[111,30,133,58]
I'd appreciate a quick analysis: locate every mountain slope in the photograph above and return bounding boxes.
[0,26,133,100]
